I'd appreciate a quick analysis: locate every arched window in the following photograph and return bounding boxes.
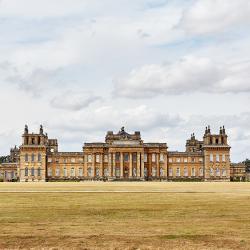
[31,154,35,162]
[37,167,41,177]
[31,167,35,176]
[184,167,188,177]
[56,167,60,177]
[38,153,41,162]
[192,168,196,177]
[78,168,83,177]
[199,168,203,176]
[87,167,92,177]
[25,154,28,162]
[63,168,67,177]
[216,168,220,177]
[222,168,226,177]
[176,168,180,177]
[48,168,52,177]
[169,168,173,177]
[216,138,219,144]
[25,167,28,176]
[71,168,75,177]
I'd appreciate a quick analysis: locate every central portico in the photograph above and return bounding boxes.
[83,127,168,180]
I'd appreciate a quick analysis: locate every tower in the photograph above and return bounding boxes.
[19,125,47,182]
[203,126,230,181]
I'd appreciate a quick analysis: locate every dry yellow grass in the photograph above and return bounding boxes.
[0,182,250,249]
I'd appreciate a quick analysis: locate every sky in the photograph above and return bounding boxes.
[0,0,249,162]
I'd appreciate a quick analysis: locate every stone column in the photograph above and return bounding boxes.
[108,153,112,177]
[92,153,96,177]
[120,152,123,178]
[129,152,133,178]
[137,152,140,178]
[113,153,116,177]
[100,153,103,177]
[156,153,160,178]
[141,152,144,178]
[84,154,88,178]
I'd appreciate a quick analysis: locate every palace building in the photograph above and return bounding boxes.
[0,125,231,182]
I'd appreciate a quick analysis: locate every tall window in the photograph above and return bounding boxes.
[48,168,52,177]
[184,158,188,163]
[132,153,137,162]
[56,168,60,177]
[152,167,156,177]
[152,153,156,163]
[176,168,180,177]
[63,168,67,177]
[38,153,41,162]
[71,158,76,163]
[31,167,35,176]
[216,154,220,162]
[184,167,188,177]
[87,155,92,163]
[25,154,28,162]
[124,153,129,162]
[79,168,83,177]
[199,168,203,176]
[115,153,120,162]
[222,168,226,177]
[31,154,35,162]
[71,168,75,177]
[176,158,181,163]
[87,168,92,177]
[115,167,120,177]
[104,154,108,163]
[222,154,226,162]
[169,168,173,176]
[144,153,148,162]
[160,167,164,177]
[191,167,196,177]
[160,154,164,162]
[38,167,41,177]
[96,154,100,163]
[25,167,28,176]
[104,168,109,177]
[210,154,213,162]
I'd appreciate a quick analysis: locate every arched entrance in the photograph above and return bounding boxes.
[124,166,129,179]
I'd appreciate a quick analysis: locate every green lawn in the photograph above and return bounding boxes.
[0,182,250,249]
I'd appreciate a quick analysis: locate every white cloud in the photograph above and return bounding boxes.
[50,91,102,111]
[179,0,250,35]
[113,56,250,98]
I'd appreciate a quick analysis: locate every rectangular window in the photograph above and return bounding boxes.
[210,154,213,162]
[152,153,156,163]
[79,168,83,177]
[169,158,172,163]
[160,154,164,162]
[169,168,173,176]
[222,154,226,162]
[176,168,180,177]
[63,168,67,177]
[124,153,129,162]
[176,158,181,163]
[184,158,188,163]
[191,157,195,163]
[144,154,148,162]
[48,157,52,163]
[56,168,60,177]
[115,153,120,162]
[25,154,28,162]
[96,154,100,163]
[88,155,92,163]
[104,154,108,163]
[71,158,76,163]
[199,158,203,162]
[216,154,220,162]
[192,168,196,177]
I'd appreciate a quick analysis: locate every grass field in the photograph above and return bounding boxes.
[0,182,250,249]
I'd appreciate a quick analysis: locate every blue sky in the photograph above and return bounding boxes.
[0,0,250,162]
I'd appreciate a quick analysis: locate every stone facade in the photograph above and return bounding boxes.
[0,125,232,182]
[230,163,246,181]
